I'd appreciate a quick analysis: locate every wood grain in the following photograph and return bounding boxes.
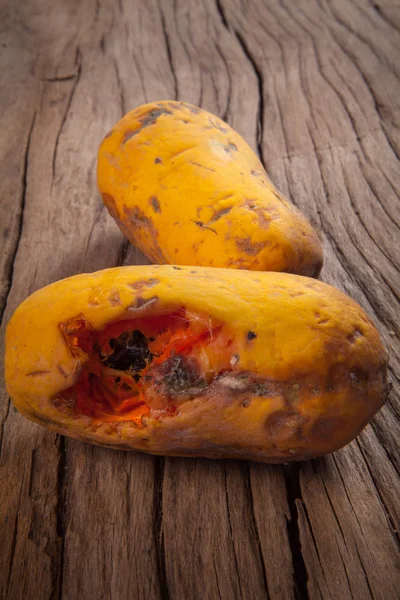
[0,1,399,598]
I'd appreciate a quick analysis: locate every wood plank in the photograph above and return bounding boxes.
[0,0,399,599]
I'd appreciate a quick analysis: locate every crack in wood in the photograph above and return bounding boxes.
[154,457,170,600]
[367,0,400,33]
[52,48,82,184]
[0,111,36,329]
[322,7,400,163]
[42,75,78,82]
[117,239,130,266]
[233,30,265,167]
[157,0,178,100]
[340,162,400,274]
[112,58,126,117]
[214,0,228,30]
[357,436,400,546]
[5,512,19,598]
[0,399,11,459]
[213,553,223,600]
[224,463,244,598]
[214,42,232,122]
[55,435,67,600]
[246,464,271,600]
[284,464,310,600]
[354,543,375,600]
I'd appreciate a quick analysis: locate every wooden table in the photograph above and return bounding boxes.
[1,1,399,598]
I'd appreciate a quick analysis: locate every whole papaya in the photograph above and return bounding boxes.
[5,266,387,462]
[97,101,323,276]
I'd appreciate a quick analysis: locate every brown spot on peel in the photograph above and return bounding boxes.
[129,279,160,290]
[236,237,266,256]
[206,206,233,225]
[149,196,161,213]
[109,291,122,306]
[26,370,51,377]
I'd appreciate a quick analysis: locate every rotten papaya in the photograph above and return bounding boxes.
[5,266,387,462]
[97,101,323,276]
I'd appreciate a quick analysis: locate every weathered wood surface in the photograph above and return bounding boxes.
[0,0,399,598]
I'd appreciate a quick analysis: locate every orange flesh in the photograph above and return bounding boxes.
[58,309,237,425]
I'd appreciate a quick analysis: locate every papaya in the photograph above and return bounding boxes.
[5,266,387,462]
[97,101,323,276]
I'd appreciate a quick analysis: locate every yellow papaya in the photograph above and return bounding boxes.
[5,266,387,462]
[97,101,323,276]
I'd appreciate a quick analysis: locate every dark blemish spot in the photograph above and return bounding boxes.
[225,142,238,152]
[26,370,51,377]
[156,355,206,396]
[191,220,217,235]
[243,399,251,408]
[127,296,158,312]
[209,117,229,133]
[103,329,153,373]
[318,318,329,325]
[189,161,216,173]
[207,206,233,225]
[252,381,281,397]
[236,237,265,256]
[109,291,122,306]
[172,266,182,270]
[155,157,162,164]
[123,108,173,143]
[191,270,197,274]
[123,130,138,144]
[315,312,320,318]
[247,331,257,340]
[347,328,363,343]
[129,278,160,290]
[149,196,161,213]
[350,372,361,384]
[115,376,121,383]
[140,107,173,127]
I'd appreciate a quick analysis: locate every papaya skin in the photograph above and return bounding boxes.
[5,266,387,463]
[97,101,323,276]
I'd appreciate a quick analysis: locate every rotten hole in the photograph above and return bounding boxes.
[57,309,262,425]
